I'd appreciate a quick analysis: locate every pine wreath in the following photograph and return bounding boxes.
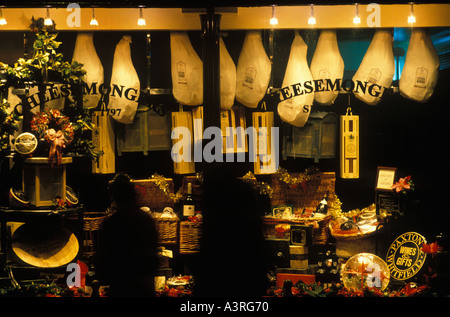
[30,109,74,164]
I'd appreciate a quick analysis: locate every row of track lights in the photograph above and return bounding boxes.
[269,3,417,26]
[0,6,147,27]
[0,3,418,27]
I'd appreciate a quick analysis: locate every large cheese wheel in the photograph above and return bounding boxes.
[219,37,236,110]
[235,31,271,108]
[170,32,203,106]
[277,32,314,128]
[109,35,140,124]
[399,29,439,103]
[352,29,395,105]
[72,32,104,109]
[310,30,344,105]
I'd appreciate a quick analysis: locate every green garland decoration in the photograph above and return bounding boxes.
[275,166,319,189]
[151,173,183,203]
[242,171,274,198]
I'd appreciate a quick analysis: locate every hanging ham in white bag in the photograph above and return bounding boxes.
[109,35,140,124]
[310,30,344,105]
[170,32,203,106]
[352,29,395,105]
[277,32,314,128]
[219,37,236,110]
[235,31,271,109]
[399,29,439,103]
[72,32,104,109]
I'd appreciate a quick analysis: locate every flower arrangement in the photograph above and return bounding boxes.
[391,175,415,194]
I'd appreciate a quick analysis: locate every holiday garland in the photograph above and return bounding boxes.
[150,173,184,204]
[242,171,274,198]
[275,166,317,189]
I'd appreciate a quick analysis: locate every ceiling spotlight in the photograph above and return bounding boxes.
[308,4,316,25]
[90,8,98,26]
[44,7,53,26]
[138,7,146,26]
[270,5,278,26]
[0,8,7,26]
[353,3,361,24]
[408,2,416,24]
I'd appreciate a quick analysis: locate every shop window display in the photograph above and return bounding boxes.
[0,2,448,306]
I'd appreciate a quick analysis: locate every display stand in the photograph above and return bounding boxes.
[0,206,84,286]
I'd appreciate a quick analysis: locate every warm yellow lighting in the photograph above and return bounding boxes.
[0,8,6,26]
[270,5,278,26]
[353,3,361,24]
[44,8,53,26]
[90,8,98,26]
[138,7,146,26]
[308,4,316,25]
[408,3,416,24]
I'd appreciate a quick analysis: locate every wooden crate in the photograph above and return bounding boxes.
[116,107,171,155]
[282,112,338,163]
[252,111,277,174]
[172,110,195,175]
[340,111,359,178]
[220,106,247,153]
[92,111,115,174]
[22,157,72,207]
[131,178,175,210]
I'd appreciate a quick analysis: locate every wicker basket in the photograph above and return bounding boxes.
[263,216,332,245]
[83,212,109,258]
[179,221,202,254]
[132,178,175,210]
[154,217,179,245]
[270,172,336,210]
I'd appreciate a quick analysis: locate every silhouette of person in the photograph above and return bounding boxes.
[194,166,270,297]
[94,173,159,297]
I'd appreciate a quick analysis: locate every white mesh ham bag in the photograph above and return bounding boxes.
[277,32,314,128]
[170,32,203,106]
[72,32,104,109]
[399,29,439,103]
[219,37,236,110]
[235,31,271,109]
[109,35,140,124]
[352,29,395,106]
[310,30,344,105]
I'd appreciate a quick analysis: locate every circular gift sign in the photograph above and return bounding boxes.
[386,232,427,281]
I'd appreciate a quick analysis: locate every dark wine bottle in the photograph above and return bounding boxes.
[315,191,329,214]
[183,182,195,219]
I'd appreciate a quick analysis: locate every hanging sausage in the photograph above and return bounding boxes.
[277,32,314,128]
[235,31,271,109]
[352,29,395,105]
[399,28,439,103]
[170,32,203,106]
[72,32,104,109]
[109,35,140,124]
[310,30,344,105]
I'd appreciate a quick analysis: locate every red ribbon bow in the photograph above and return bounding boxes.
[46,128,65,166]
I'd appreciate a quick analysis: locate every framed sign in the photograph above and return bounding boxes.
[375,166,397,192]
